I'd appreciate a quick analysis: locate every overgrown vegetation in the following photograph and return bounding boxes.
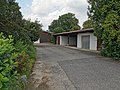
[15,41,36,76]
[0,33,36,89]
[0,0,42,89]
[88,0,120,60]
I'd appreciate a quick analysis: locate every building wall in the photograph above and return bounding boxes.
[40,31,51,43]
[77,33,97,50]
[60,36,68,45]
[69,36,77,46]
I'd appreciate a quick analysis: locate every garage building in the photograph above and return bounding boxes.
[54,28,101,50]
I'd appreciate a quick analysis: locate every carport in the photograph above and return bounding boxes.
[54,31,77,47]
[54,28,99,50]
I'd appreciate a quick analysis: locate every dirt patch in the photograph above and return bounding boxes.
[26,61,51,90]
[26,76,50,90]
[36,83,50,90]
[36,76,50,90]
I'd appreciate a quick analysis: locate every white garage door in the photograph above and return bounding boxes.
[81,35,90,49]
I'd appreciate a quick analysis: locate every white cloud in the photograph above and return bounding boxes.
[24,0,89,30]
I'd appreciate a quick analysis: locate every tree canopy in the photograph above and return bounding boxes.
[0,0,42,89]
[82,20,93,29]
[23,19,42,42]
[49,13,81,33]
[0,0,42,44]
[88,0,120,60]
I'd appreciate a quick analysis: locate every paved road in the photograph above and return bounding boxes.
[37,44,120,90]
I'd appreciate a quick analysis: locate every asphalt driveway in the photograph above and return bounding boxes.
[36,44,120,90]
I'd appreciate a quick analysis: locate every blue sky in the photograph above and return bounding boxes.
[16,0,32,16]
[16,0,89,30]
[16,0,32,7]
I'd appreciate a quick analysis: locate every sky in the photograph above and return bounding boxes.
[16,0,89,30]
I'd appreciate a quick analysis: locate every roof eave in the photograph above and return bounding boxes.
[53,28,94,36]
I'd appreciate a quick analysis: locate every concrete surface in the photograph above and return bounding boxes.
[29,44,120,90]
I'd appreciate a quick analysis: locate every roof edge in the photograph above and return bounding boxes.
[53,28,94,36]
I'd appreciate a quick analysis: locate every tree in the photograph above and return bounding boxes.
[23,19,42,42]
[0,1,42,89]
[49,20,59,32]
[0,0,43,43]
[71,26,81,31]
[0,0,23,40]
[49,13,81,33]
[88,0,120,60]
[83,20,93,29]
[53,27,64,33]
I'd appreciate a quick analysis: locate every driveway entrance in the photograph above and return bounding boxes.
[31,44,120,90]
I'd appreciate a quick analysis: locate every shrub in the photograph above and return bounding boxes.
[15,41,36,76]
[0,33,18,89]
[51,35,56,44]
[101,42,120,60]
[0,33,36,90]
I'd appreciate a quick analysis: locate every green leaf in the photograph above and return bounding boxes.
[0,67,3,71]
[2,88,8,90]
[2,77,9,82]
[0,74,4,79]
[0,81,2,88]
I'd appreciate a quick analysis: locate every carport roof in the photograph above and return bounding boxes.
[53,28,94,36]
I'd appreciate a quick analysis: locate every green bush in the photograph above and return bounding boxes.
[15,41,36,76]
[0,33,36,90]
[101,42,120,60]
[0,33,18,89]
[88,0,120,60]
[51,35,56,44]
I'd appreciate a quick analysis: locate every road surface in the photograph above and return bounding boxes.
[30,44,120,90]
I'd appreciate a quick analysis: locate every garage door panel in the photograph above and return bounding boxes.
[81,35,90,49]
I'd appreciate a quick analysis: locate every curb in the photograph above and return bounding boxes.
[63,46,101,54]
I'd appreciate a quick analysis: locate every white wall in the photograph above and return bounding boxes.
[90,34,97,50]
[60,36,68,45]
[34,38,40,43]
[69,37,77,46]
[77,33,97,50]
